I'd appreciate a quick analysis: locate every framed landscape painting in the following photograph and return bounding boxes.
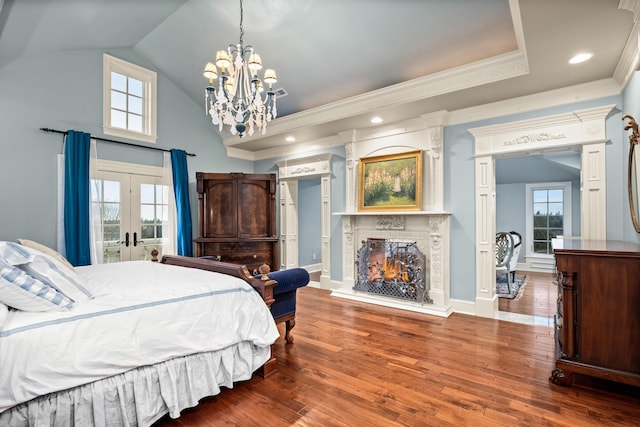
[358,150,422,211]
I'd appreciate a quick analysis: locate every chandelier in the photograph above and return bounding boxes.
[203,0,278,138]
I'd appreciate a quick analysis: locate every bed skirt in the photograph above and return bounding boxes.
[0,342,271,427]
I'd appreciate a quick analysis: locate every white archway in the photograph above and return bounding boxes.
[469,105,615,318]
[276,154,333,287]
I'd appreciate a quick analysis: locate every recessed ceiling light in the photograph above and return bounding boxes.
[568,52,593,65]
[370,116,383,124]
[285,136,295,142]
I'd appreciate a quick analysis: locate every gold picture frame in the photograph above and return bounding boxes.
[358,150,423,211]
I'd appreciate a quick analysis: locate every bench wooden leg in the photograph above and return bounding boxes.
[284,318,296,344]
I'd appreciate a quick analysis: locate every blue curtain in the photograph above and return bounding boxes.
[64,130,91,266]
[170,149,193,257]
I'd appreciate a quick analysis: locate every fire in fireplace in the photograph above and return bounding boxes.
[354,238,431,303]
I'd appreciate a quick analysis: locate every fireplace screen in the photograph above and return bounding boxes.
[354,238,431,303]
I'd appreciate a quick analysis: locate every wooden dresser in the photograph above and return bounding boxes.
[550,239,640,387]
[194,172,278,274]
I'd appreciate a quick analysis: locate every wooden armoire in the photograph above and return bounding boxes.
[194,172,278,274]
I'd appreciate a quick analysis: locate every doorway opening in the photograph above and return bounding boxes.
[495,153,580,323]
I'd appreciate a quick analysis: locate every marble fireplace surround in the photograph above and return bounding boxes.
[332,113,453,317]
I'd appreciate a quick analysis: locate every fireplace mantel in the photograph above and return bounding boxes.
[334,211,450,216]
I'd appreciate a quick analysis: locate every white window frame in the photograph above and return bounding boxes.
[525,181,572,261]
[103,53,157,143]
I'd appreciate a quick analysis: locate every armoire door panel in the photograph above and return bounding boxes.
[204,180,237,238]
[238,180,271,238]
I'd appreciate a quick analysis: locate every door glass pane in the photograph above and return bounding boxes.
[136,183,170,261]
[140,184,154,204]
[140,205,154,223]
[91,179,122,264]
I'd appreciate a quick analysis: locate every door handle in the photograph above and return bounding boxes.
[133,232,144,247]
[121,232,129,247]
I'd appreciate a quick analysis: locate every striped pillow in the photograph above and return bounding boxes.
[0,257,73,311]
[0,241,93,302]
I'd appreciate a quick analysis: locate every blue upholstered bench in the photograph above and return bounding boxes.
[255,268,310,343]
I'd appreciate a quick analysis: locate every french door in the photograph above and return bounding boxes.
[91,162,172,263]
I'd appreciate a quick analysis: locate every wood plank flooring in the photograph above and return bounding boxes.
[155,286,640,426]
[499,271,556,318]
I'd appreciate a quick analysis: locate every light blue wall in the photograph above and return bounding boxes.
[255,147,345,281]
[496,183,526,260]
[0,48,252,250]
[298,178,321,267]
[443,124,477,301]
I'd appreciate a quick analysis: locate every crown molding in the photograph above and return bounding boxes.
[619,0,640,22]
[613,0,640,88]
[447,78,621,126]
[223,50,529,148]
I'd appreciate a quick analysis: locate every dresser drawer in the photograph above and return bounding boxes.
[199,241,276,273]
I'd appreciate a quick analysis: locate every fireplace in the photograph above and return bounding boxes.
[354,238,431,303]
[332,116,452,316]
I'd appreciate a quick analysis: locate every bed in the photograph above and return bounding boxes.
[0,242,280,426]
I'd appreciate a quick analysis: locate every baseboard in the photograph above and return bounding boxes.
[301,263,322,273]
[449,298,476,316]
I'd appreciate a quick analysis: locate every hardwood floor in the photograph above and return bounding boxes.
[155,286,640,426]
[499,271,556,318]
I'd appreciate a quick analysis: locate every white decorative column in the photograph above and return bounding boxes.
[320,175,332,286]
[428,215,450,307]
[422,111,447,211]
[474,154,497,317]
[279,180,298,270]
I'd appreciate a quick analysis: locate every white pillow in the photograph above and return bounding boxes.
[0,241,93,302]
[0,302,8,329]
[17,239,75,272]
[0,257,73,312]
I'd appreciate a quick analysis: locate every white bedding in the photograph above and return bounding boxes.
[0,261,280,413]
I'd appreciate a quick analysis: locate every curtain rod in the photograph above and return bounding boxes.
[40,127,196,157]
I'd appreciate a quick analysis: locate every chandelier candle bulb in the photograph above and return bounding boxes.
[203,0,279,137]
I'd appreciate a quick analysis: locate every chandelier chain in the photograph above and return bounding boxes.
[239,0,244,47]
